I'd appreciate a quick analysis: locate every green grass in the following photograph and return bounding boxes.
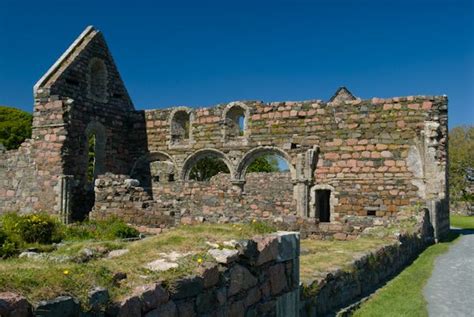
[353,232,460,317]
[300,238,391,283]
[0,222,274,306]
[450,215,474,230]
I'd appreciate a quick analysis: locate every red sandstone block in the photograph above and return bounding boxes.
[6,190,15,197]
[422,101,432,109]
[361,151,371,158]
[346,139,358,146]
[375,144,388,150]
[365,161,374,167]
[347,159,357,167]
[408,103,420,110]
[371,151,381,159]
[397,120,406,128]
[324,152,340,160]
[383,104,393,110]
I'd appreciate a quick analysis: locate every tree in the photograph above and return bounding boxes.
[449,125,474,202]
[247,155,280,173]
[87,134,96,183]
[0,106,32,150]
[189,157,230,181]
[188,154,282,181]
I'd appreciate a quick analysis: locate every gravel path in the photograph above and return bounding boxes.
[423,228,474,317]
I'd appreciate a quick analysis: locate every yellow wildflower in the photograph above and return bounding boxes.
[63,270,69,275]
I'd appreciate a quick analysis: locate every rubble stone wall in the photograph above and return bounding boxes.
[0,232,301,317]
[152,172,295,223]
[91,174,174,227]
[141,96,448,222]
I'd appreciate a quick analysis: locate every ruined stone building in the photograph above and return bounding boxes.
[0,26,450,239]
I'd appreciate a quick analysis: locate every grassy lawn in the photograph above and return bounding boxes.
[299,238,391,283]
[450,214,474,230]
[0,223,272,307]
[353,215,474,317]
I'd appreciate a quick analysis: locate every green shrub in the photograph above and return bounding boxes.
[64,218,139,241]
[0,240,18,258]
[0,227,18,258]
[108,221,140,239]
[0,212,64,245]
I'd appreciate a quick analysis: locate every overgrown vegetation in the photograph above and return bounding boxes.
[353,232,460,317]
[449,125,474,203]
[0,213,139,258]
[87,134,96,183]
[0,106,32,150]
[0,222,275,305]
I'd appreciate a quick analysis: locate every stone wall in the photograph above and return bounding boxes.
[300,209,434,316]
[91,174,174,227]
[153,172,295,223]
[141,95,448,221]
[0,25,450,239]
[0,232,301,317]
[0,97,69,216]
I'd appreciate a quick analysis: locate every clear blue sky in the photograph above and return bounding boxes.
[0,0,473,127]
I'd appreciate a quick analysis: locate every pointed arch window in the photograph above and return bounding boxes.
[88,58,108,102]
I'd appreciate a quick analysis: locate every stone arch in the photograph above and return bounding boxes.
[235,146,296,180]
[310,184,337,222]
[84,121,106,180]
[181,148,234,181]
[130,151,177,186]
[222,102,250,140]
[169,107,194,145]
[87,58,108,102]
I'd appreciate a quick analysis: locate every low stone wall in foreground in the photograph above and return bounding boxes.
[0,232,300,317]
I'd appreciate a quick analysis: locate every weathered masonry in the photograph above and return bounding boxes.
[0,26,449,239]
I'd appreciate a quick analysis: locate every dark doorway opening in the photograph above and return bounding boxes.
[316,189,331,222]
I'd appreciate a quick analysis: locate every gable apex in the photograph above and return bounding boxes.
[34,25,97,94]
[328,86,357,104]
